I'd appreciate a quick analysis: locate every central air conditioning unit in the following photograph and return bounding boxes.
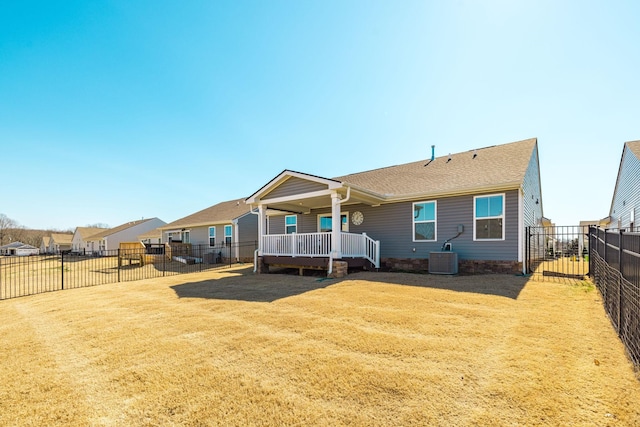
[429,251,459,274]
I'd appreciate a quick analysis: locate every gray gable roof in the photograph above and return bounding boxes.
[87,218,161,240]
[334,138,537,200]
[0,241,37,250]
[160,198,253,230]
[626,140,640,159]
[75,227,109,240]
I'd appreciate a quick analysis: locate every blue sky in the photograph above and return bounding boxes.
[1,0,639,230]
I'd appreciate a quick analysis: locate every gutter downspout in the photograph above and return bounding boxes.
[249,204,261,273]
[328,186,352,275]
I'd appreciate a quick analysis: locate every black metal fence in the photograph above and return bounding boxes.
[0,241,257,300]
[589,227,640,367]
[526,225,590,282]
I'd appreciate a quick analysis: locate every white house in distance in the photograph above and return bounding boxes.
[0,242,40,256]
[40,236,51,254]
[608,140,640,231]
[84,218,166,255]
[48,233,73,254]
[137,227,163,245]
[71,227,109,254]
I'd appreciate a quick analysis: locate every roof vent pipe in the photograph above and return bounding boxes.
[431,145,435,161]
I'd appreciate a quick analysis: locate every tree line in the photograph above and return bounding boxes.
[0,213,74,248]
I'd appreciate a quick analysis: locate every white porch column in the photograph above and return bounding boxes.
[331,192,342,258]
[257,204,265,256]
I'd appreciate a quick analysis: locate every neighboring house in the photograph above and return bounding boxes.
[0,241,40,256]
[49,233,73,254]
[71,227,109,254]
[608,140,640,232]
[246,138,546,276]
[137,228,164,245]
[40,236,51,254]
[84,218,167,255]
[158,198,258,262]
[578,219,612,255]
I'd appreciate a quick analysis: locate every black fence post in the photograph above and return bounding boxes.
[603,229,607,265]
[117,248,121,283]
[618,229,623,335]
[588,225,597,279]
[525,227,529,274]
[61,251,65,290]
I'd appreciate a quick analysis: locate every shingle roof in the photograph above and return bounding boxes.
[160,198,252,230]
[626,140,640,159]
[0,241,37,250]
[87,218,160,240]
[50,233,73,244]
[75,227,109,240]
[137,227,163,240]
[334,138,537,199]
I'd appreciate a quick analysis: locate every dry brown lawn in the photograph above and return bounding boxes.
[0,266,638,426]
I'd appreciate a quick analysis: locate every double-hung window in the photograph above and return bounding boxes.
[208,227,216,247]
[285,215,297,234]
[224,225,232,245]
[413,201,436,241]
[474,194,505,240]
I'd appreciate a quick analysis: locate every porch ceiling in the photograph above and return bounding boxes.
[262,189,382,214]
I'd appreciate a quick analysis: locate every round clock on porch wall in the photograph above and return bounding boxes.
[351,211,364,226]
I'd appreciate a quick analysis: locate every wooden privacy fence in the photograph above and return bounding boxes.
[589,226,640,368]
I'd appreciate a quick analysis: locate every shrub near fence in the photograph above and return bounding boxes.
[589,226,640,368]
[0,241,257,300]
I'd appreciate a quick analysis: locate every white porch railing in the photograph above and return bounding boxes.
[341,232,380,267]
[261,232,380,268]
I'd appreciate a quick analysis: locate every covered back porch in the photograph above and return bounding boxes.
[259,231,380,275]
[246,171,382,277]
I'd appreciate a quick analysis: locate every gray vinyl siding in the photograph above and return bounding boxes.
[266,191,520,261]
[181,216,256,259]
[238,213,258,243]
[354,191,519,261]
[521,144,544,228]
[521,145,545,259]
[611,145,640,230]
[188,224,232,246]
[237,213,259,260]
[186,226,215,246]
[263,177,329,200]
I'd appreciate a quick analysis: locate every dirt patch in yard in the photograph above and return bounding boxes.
[0,266,638,426]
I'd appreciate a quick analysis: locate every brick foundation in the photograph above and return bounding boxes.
[256,256,268,274]
[381,258,429,273]
[328,260,349,278]
[458,260,522,274]
[382,257,522,275]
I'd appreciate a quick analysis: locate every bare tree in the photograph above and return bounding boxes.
[85,223,109,229]
[0,214,20,246]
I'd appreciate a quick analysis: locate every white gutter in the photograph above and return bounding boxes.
[249,205,260,272]
[338,186,351,205]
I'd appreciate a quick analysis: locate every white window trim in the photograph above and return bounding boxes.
[412,200,437,242]
[224,225,232,244]
[208,226,216,247]
[473,193,506,241]
[182,230,191,244]
[285,215,297,234]
[317,212,349,232]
